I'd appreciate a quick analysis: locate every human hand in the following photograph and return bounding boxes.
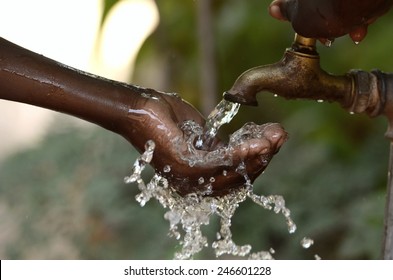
[269,0,393,43]
[124,90,287,196]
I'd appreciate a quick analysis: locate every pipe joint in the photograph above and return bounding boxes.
[348,70,382,116]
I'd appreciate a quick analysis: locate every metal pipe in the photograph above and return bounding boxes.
[378,70,393,259]
[225,33,393,259]
[384,142,393,259]
[223,34,383,116]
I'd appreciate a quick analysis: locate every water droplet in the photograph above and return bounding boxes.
[203,184,213,195]
[198,177,205,184]
[317,99,324,103]
[141,92,159,100]
[209,177,215,183]
[166,92,180,98]
[261,157,269,166]
[273,196,285,213]
[124,140,155,184]
[314,254,322,260]
[287,219,297,234]
[273,94,278,97]
[282,207,291,217]
[163,165,171,173]
[349,111,355,115]
[195,138,203,149]
[354,41,360,45]
[235,161,247,175]
[269,248,275,254]
[300,237,314,249]
[222,170,228,176]
[248,251,274,260]
[135,193,147,206]
[324,39,334,47]
[144,139,155,152]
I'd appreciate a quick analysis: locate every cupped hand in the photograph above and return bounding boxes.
[269,0,393,43]
[124,89,287,196]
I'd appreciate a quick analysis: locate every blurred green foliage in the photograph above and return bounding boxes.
[1,0,392,259]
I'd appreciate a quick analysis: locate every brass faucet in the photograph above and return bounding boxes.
[224,34,387,128]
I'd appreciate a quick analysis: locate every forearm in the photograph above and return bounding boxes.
[0,37,145,137]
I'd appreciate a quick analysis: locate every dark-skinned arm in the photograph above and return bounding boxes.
[0,37,287,196]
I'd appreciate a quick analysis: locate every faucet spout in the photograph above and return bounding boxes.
[224,34,354,109]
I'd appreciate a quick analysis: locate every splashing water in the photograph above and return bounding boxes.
[195,98,240,150]
[301,237,314,249]
[248,193,297,234]
[124,140,156,207]
[124,98,314,259]
[125,155,287,259]
[124,139,297,259]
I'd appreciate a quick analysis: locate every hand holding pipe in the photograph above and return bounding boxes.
[0,37,287,196]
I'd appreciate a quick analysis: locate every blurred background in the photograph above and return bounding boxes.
[0,0,392,259]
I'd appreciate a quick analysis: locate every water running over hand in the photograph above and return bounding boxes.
[123,98,315,259]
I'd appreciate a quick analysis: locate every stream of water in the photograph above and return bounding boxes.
[124,98,315,259]
[195,99,240,150]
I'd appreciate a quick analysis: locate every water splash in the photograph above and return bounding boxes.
[123,98,308,259]
[125,140,298,259]
[196,99,240,150]
[178,120,233,168]
[124,140,156,207]
[301,237,314,249]
[248,193,297,234]
[163,165,171,173]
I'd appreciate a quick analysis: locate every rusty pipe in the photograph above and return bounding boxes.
[224,34,384,117]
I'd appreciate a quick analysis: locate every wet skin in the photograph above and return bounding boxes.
[0,37,287,197]
[269,0,393,43]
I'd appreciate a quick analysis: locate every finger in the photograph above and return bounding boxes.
[240,123,287,178]
[233,138,271,161]
[231,123,287,162]
[262,123,288,152]
[349,25,368,44]
[269,0,288,21]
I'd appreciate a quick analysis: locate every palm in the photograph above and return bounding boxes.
[125,92,287,196]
